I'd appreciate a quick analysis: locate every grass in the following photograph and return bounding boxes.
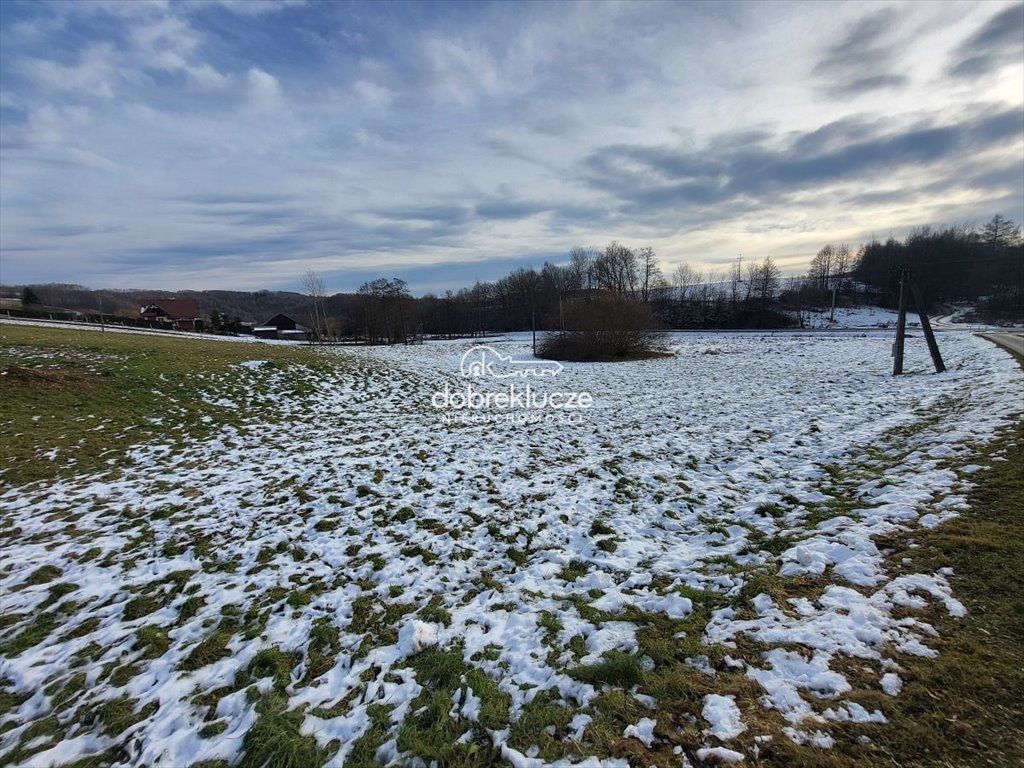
[304,618,342,682]
[394,646,509,764]
[345,704,393,767]
[508,691,577,761]
[23,564,62,585]
[96,695,155,737]
[714,361,1024,766]
[181,621,235,671]
[135,625,171,659]
[0,714,61,766]
[0,324,320,487]
[238,692,328,768]
[247,647,299,693]
[0,611,59,657]
[568,650,646,687]
[829,416,1024,768]
[1,323,1020,767]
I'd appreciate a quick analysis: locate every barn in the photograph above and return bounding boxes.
[253,313,311,341]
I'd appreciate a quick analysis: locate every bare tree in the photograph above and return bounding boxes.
[831,244,852,292]
[982,214,1021,253]
[593,242,639,296]
[637,246,662,303]
[301,269,329,342]
[756,256,781,307]
[567,246,594,295]
[672,262,701,303]
[808,244,835,290]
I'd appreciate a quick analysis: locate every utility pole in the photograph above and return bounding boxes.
[909,274,945,373]
[892,266,945,375]
[892,268,908,375]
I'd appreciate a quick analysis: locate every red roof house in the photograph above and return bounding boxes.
[140,298,201,331]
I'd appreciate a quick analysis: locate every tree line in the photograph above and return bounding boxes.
[852,214,1022,316]
[333,213,1020,342]
[6,214,1019,341]
[318,242,792,343]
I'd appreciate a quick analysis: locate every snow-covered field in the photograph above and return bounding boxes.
[797,306,909,329]
[1,332,1020,766]
[799,304,1008,330]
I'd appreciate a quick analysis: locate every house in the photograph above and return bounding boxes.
[139,298,201,331]
[253,313,311,341]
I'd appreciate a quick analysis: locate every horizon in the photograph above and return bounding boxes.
[1,0,1022,295]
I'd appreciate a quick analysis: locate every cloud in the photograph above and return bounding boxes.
[0,1,1020,292]
[813,10,908,96]
[205,0,307,17]
[246,67,284,113]
[577,107,1023,223]
[352,79,394,109]
[475,199,549,220]
[127,12,200,72]
[19,44,118,98]
[421,36,501,105]
[185,63,233,91]
[948,3,1024,78]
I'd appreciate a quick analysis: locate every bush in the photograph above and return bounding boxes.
[536,296,665,361]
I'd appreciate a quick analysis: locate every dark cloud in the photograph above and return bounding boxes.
[163,193,308,227]
[838,74,907,95]
[368,204,472,225]
[948,4,1024,78]
[168,192,294,206]
[578,107,1023,221]
[813,10,908,96]
[474,199,549,220]
[816,11,894,73]
[29,223,126,237]
[792,117,880,155]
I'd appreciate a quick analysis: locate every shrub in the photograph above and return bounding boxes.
[536,296,665,361]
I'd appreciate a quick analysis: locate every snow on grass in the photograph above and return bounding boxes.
[623,716,656,747]
[879,672,903,696]
[799,306,902,329]
[696,745,746,763]
[0,330,1020,766]
[702,694,746,741]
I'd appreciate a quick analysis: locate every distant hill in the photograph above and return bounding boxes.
[0,284,323,325]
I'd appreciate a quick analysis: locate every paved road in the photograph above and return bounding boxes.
[977,332,1024,357]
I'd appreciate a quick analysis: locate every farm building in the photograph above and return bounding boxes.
[139,298,201,331]
[253,313,311,341]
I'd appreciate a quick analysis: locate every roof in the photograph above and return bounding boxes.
[263,313,299,326]
[140,298,201,318]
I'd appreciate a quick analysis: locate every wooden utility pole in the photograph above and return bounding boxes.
[909,276,945,373]
[892,266,945,375]
[892,268,908,375]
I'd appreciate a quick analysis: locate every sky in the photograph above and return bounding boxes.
[0,0,1022,295]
